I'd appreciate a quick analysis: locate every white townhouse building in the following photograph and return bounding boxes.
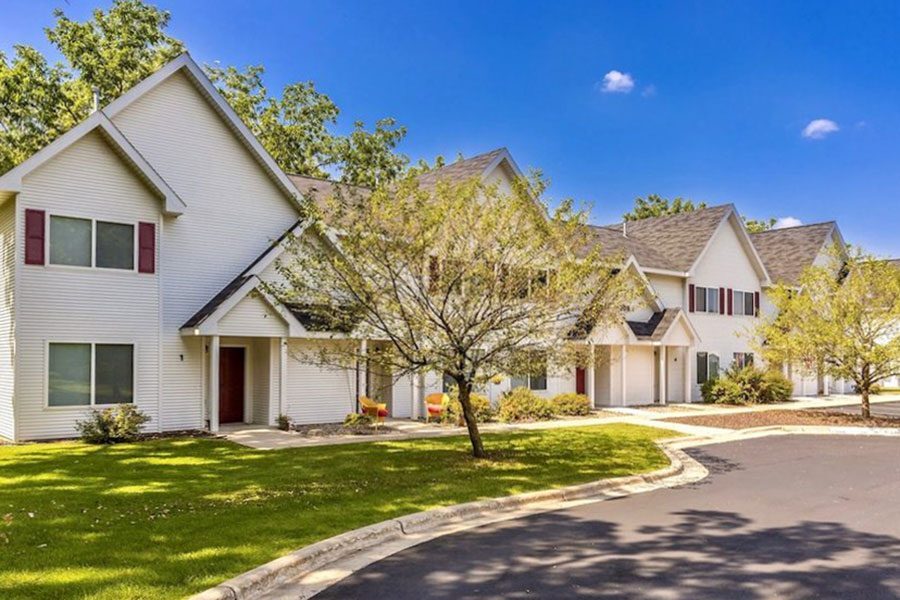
[0,53,853,441]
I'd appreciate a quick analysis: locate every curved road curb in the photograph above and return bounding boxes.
[190,442,706,600]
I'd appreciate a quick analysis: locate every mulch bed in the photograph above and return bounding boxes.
[663,409,900,430]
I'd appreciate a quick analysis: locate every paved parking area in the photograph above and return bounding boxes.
[313,436,900,600]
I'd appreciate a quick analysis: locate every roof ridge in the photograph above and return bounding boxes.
[749,220,835,235]
[600,202,732,229]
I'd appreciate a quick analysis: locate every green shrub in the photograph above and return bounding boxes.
[497,387,556,422]
[276,414,292,431]
[551,393,591,416]
[75,405,151,444]
[702,365,793,405]
[343,413,374,432]
[442,387,495,424]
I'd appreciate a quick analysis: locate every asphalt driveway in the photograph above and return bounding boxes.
[314,436,900,599]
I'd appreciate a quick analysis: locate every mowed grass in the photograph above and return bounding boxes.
[0,424,677,599]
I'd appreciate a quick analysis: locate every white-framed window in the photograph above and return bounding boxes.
[47,342,134,407]
[694,286,720,314]
[48,214,135,271]
[733,290,755,316]
[733,352,754,369]
[510,354,548,391]
[697,352,719,384]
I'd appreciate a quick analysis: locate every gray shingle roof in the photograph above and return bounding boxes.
[414,148,507,191]
[750,222,836,285]
[587,204,733,272]
[626,308,686,341]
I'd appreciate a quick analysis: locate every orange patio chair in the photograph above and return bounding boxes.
[424,393,449,423]
[359,396,388,428]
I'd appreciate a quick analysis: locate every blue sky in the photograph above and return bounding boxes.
[4,1,899,255]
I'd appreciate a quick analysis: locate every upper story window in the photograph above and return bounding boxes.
[693,286,719,313]
[49,215,134,270]
[733,290,755,316]
[24,209,155,273]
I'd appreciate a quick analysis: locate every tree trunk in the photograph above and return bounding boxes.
[861,388,871,419]
[456,379,486,458]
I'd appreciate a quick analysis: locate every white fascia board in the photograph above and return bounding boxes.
[103,52,304,212]
[642,267,689,277]
[688,205,772,285]
[623,256,665,312]
[0,111,185,215]
[182,275,308,337]
[659,310,702,345]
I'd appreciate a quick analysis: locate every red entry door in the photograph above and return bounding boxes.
[219,347,245,424]
[576,368,586,395]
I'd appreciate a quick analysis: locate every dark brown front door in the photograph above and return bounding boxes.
[219,347,245,424]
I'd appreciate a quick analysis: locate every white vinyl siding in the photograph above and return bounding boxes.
[251,338,271,425]
[218,294,288,338]
[688,216,763,400]
[14,131,160,440]
[285,340,356,424]
[0,199,15,440]
[112,70,300,431]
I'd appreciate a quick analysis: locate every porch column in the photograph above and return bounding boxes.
[658,346,667,405]
[279,338,287,418]
[620,345,628,406]
[209,335,220,433]
[412,372,423,420]
[357,339,368,400]
[683,346,693,403]
[587,343,596,409]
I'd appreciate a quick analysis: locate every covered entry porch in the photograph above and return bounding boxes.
[580,309,700,407]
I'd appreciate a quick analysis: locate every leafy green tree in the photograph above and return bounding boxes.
[755,248,900,417]
[270,173,637,458]
[623,194,706,221]
[743,217,776,233]
[0,0,182,173]
[1,0,408,185]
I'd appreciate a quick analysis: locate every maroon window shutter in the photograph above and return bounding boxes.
[688,284,695,312]
[719,288,725,315]
[24,209,45,265]
[754,291,760,317]
[138,222,156,274]
[727,288,733,315]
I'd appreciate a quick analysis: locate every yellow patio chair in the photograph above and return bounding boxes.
[359,396,388,428]
[424,393,449,423]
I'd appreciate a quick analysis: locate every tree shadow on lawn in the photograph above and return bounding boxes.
[318,509,900,600]
[0,425,672,599]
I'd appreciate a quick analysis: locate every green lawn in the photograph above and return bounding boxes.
[0,424,676,599]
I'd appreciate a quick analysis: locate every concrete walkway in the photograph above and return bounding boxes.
[222,393,900,450]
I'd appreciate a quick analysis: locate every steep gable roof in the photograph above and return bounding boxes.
[102,52,303,210]
[585,225,679,271]
[603,205,733,272]
[750,222,839,285]
[415,147,523,191]
[0,111,185,215]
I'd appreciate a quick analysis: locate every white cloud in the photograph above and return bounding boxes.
[774,216,803,229]
[600,70,635,93]
[802,118,839,140]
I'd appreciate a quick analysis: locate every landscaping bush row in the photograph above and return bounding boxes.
[496,388,592,422]
[701,365,793,405]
